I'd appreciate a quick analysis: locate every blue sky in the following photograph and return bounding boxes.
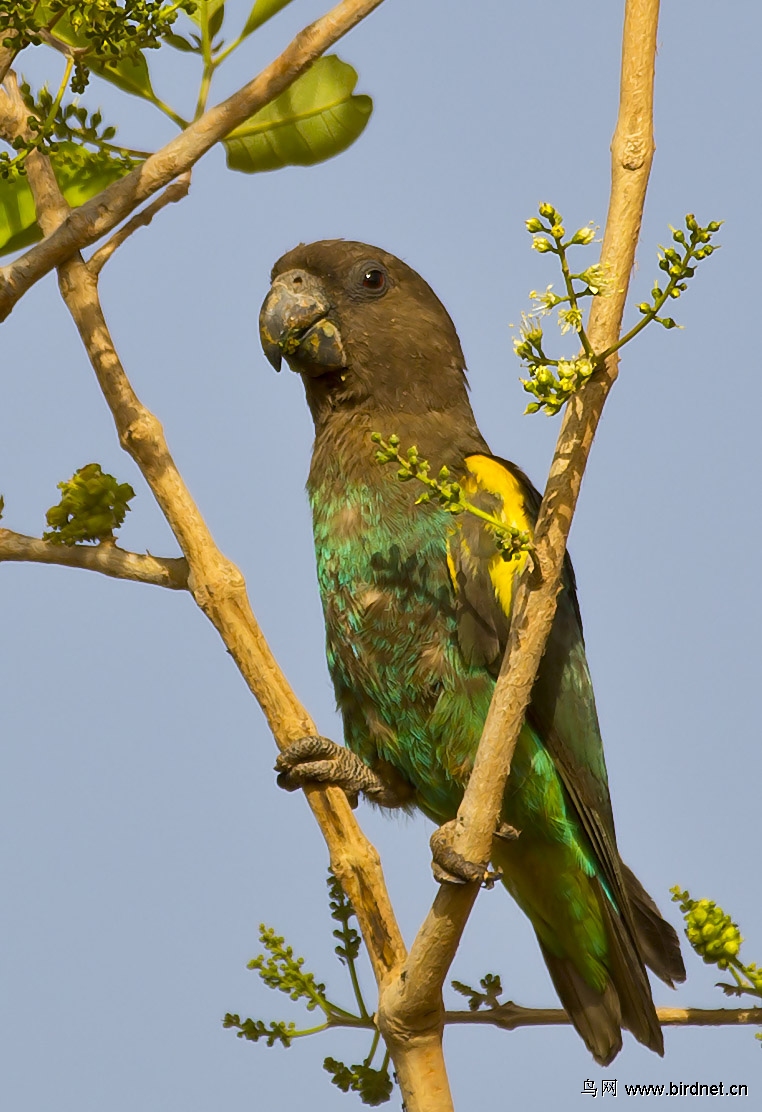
[2,2,760,1108]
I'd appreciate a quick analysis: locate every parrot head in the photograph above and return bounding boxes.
[259,239,470,416]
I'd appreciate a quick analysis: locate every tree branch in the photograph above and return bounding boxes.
[445,1003,762,1032]
[8,36,407,1031]
[377,2,661,1101]
[87,173,191,275]
[0,0,385,321]
[0,33,18,86]
[0,528,189,589]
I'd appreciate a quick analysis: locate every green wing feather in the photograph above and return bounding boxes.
[448,454,684,1060]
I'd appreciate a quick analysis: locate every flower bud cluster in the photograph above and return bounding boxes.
[521,357,594,416]
[515,203,601,414]
[372,434,533,561]
[514,205,720,417]
[636,215,722,331]
[671,887,743,970]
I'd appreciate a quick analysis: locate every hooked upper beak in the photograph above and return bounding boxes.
[259,269,346,375]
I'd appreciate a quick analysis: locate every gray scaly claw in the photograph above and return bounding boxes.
[275,735,406,808]
[430,821,502,888]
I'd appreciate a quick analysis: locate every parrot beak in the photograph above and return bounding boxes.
[259,270,346,375]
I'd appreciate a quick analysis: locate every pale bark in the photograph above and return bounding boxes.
[0,529,188,589]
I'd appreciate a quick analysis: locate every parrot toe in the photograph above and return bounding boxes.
[430,821,502,888]
[275,735,408,808]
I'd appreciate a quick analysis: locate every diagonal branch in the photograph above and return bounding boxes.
[377,0,662,1090]
[0,0,385,321]
[9,42,406,1009]
[87,173,191,275]
[0,528,189,589]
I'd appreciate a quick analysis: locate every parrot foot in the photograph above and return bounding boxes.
[274,735,407,809]
[495,822,521,842]
[430,822,502,889]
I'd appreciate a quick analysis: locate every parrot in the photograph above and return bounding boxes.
[258,239,684,1065]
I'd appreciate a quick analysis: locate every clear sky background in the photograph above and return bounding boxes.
[2,2,760,1108]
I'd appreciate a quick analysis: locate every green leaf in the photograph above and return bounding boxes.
[90,54,155,100]
[209,3,225,38]
[223,55,371,174]
[164,32,198,53]
[188,0,226,29]
[241,0,294,38]
[0,145,136,257]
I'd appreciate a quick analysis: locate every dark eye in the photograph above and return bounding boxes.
[362,268,386,291]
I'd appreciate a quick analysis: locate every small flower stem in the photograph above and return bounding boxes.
[194,5,214,119]
[213,32,246,67]
[345,950,370,1020]
[597,232,703,361]
[363,1027,381,1067]
[556,238,595,359]
[290,1021,331,1038]
[532,340,555,366]
[305,983,334,1017]
[727,963,757,994]
[147,92,189,130]
[327,1009,375,1027]
[458,498,520,540]
[45,54,73,133]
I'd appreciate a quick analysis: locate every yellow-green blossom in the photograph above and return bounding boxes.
[571,225,596,245]
[558,307,583,334]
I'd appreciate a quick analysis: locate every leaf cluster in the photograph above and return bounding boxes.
[451,972,504,1011]
[222,1014,297,1047]
[43,463,135,546]
[247,925,329,1011]
[0,2,373,254]
[372,433,533,563]
[324,1056,393,1107]
[328,870,363,968]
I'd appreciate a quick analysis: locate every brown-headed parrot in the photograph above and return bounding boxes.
[259,239,684,1064]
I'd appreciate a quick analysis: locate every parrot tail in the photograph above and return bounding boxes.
[623,863,686,987]
[539,878,665,1065]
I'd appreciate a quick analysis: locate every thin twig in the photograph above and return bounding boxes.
[87,174,191,275]
[0,528,189,590]
[37,28,88,61]
[377,1,662,1094]
[0,0,386,321]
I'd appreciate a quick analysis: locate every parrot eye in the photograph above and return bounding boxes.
[361,268,386,292]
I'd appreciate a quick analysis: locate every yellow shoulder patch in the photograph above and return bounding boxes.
[458,455,533,617]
